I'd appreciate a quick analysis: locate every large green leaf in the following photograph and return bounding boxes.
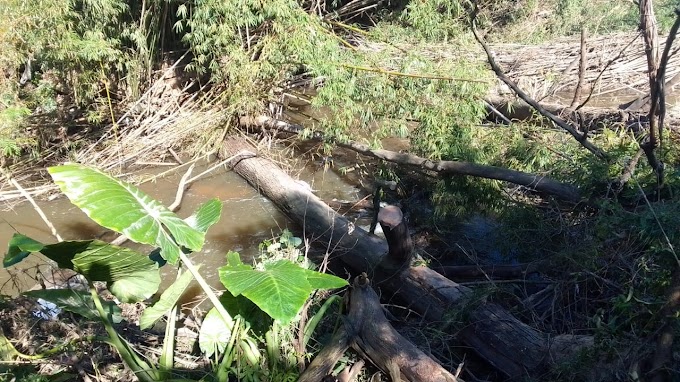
[218,289,272,336]
[48,164,205,264]
[5,235,160,303]
[4,233,44,267]
[184,198,222,233]
[303,269,348,290]
[219,259,314,324]
[139,268,196,330]
[24,289,123,323]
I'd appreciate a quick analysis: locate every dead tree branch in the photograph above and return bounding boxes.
[570,28,587,108]
[468,4,606,159]
[638,0,666,187]
[300,274,462,382]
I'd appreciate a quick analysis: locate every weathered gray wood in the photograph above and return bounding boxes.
[220,137,593,378]
[299,275,461,382]
[378,205,413,263]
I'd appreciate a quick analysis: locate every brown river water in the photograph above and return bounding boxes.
[3,89,652,298]
[0,159,362,298]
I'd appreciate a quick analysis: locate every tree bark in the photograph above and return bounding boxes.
[299,274,462,382]
[485,97,648,133]
[220,136,593,379]
[379,205,413,264]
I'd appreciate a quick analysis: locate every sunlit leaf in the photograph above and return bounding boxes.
[219,259,312,324]
[48,164,204,264]
[24,289,123,323]
[303,269,348,290]
[184,198,222,233]
[198,306,231,358]
[139,268,196,330]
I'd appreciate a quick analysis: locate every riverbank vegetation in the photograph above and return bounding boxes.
[1,0,680,381]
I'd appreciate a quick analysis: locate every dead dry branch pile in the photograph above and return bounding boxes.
[489,32,680,99]
[0,65,230,205]
[360,32,680,101]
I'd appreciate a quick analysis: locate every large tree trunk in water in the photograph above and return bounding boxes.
[219,136,593,379]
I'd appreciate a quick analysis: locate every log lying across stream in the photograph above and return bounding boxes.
[220,136,593,379]
[239,116,582,203]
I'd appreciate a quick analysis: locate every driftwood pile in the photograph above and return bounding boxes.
[361,32,680,102]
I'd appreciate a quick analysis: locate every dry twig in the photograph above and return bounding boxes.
[8,177,62,242]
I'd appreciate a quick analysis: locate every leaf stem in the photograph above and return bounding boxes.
[178,252,261,365]
[89,283,158,382]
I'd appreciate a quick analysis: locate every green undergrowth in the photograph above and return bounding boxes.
[2,164,348,381]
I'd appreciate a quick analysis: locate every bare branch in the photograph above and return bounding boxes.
[468,5,607,159]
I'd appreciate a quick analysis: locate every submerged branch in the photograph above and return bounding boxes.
[239,116,582,203]
[9,177,63,242]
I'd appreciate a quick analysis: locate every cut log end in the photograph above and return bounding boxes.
[377,205,403,229]
[379,205,413,264]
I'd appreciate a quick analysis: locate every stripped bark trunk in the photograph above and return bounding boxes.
[220,136,594,379]
[378,205,413,264]
[485,97,650,133]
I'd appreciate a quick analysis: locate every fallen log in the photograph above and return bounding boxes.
[220,136,593,379]
[239,115,582,203]
[299,274,461,382]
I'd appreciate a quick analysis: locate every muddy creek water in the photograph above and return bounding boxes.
[0,159,363,297]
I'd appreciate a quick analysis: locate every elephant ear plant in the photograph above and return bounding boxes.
[4,163,348,381]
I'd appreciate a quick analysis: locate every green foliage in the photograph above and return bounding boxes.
[1,0,126,103]
[219,252,347,324]
[5,165,347,381]
[0,0,180,163]
[0,105,33,159]
[400,0,466,41]
[139,268,196,330]
[49,164,205,264]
